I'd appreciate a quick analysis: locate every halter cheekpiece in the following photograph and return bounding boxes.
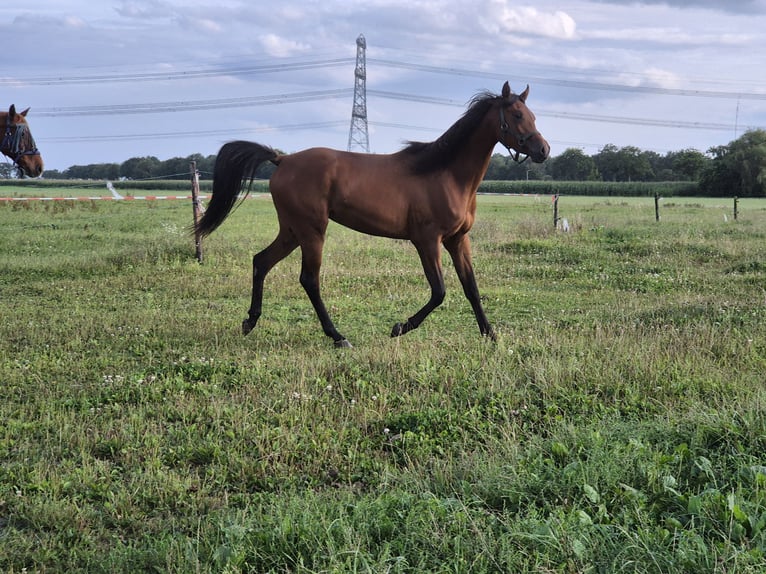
[498,100,539,164]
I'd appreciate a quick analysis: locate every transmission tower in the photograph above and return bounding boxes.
[347,34,370,153]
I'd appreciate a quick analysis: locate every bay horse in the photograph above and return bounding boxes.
[197,81,549,347]
[1,105,43,178]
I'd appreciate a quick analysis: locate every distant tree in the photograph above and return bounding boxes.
[196,154,216,179]
[120,156,161,180]
[42,168,64,179]
[668,148,709,181]
[63,163,119,179]
[699,142,736,196]
[151,154,218,180]
[160,156,193,180]
[484,153,545,180]
[549,148,597,180]
[485,153,513,179]
[699,130,766,196]
[593,144,653,182]
[728,129,766,196]
[592,144,619,181]
[93,163,120,180]
[0,163,16,178]
[254,157,278,180]
[641,150,663,181]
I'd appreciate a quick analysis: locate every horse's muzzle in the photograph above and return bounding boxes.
[18,155,44,178]
[529,137,550,163]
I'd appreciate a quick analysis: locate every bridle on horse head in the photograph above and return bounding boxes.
[498,99,539,164]
[1,113,40,171]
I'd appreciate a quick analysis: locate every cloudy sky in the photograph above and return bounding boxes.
[2,0,765,172]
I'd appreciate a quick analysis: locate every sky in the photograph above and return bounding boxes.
[2,0,765,173]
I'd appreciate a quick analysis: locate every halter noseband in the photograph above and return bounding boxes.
[499,104,539,164]
[2,113,40,169]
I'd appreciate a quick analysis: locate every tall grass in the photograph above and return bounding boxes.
[1,196,764,572]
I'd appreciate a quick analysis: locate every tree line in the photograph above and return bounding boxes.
[10,129,765,197]
[487,129,765,197]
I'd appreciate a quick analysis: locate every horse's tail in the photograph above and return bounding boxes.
[195,141,280,237]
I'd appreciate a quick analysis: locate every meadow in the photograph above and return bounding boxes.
[1,192,765,573]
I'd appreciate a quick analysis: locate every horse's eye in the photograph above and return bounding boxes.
[514,112,523,120]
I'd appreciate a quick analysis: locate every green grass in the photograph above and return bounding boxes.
[1,195,765,573]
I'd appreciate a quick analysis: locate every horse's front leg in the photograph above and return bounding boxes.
[243,232,297,336]
[392,240,445,337]
[443,233,495,340]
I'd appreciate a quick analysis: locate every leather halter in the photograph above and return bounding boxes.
[498,104,539,164]
[1,113,40,170]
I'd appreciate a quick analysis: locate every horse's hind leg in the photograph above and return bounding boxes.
[298,237,351,348]
[243,230,298,336]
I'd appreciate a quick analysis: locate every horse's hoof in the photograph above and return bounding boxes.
[391,322,408,337]
[242,319,255,336]
[334,338,353,349]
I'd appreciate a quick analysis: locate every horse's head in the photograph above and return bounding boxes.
[497,82,549,164]
[2,105,44,178]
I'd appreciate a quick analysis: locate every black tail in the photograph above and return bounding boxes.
[196,141,279,237]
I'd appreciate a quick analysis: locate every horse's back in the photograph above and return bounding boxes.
[269,147,420,239]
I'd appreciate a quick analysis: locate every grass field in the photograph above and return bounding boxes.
[1,193,765,573]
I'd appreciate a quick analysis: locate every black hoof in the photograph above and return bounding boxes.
[391,322,409,337]
[334,339,353,349]
[242,318,256,336]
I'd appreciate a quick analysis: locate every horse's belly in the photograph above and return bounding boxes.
[329,205,407,240]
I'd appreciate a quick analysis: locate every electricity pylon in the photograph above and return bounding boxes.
[347,34,370,153]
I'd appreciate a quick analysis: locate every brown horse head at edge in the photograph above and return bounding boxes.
[2,105,44,178]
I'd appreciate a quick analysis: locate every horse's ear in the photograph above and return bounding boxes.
[8,104,16,117]
[519,85,530,103]
[501,81,511,99]
[20,107,30,117]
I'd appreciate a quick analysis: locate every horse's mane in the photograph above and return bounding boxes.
[400,91,502,175]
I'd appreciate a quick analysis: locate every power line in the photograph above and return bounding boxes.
[17,55,762,149]
[368,90,759,132]
[0,58,354,86]
[5,56,764,101]
[36,87,758,145]
[40,121,347,143]
[33,89,353,117]
[369,59,766,101]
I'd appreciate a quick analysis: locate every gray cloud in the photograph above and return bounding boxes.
[589,0,766,14]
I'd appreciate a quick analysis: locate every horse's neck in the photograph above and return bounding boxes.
[448,119,497,194]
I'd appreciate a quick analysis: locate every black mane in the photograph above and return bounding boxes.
[400,91,503,175]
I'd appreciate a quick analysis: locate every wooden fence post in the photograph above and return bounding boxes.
[734,196,739,221]
[553,194,559,229]
[190,161,203,263]
[654,193,660,222]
